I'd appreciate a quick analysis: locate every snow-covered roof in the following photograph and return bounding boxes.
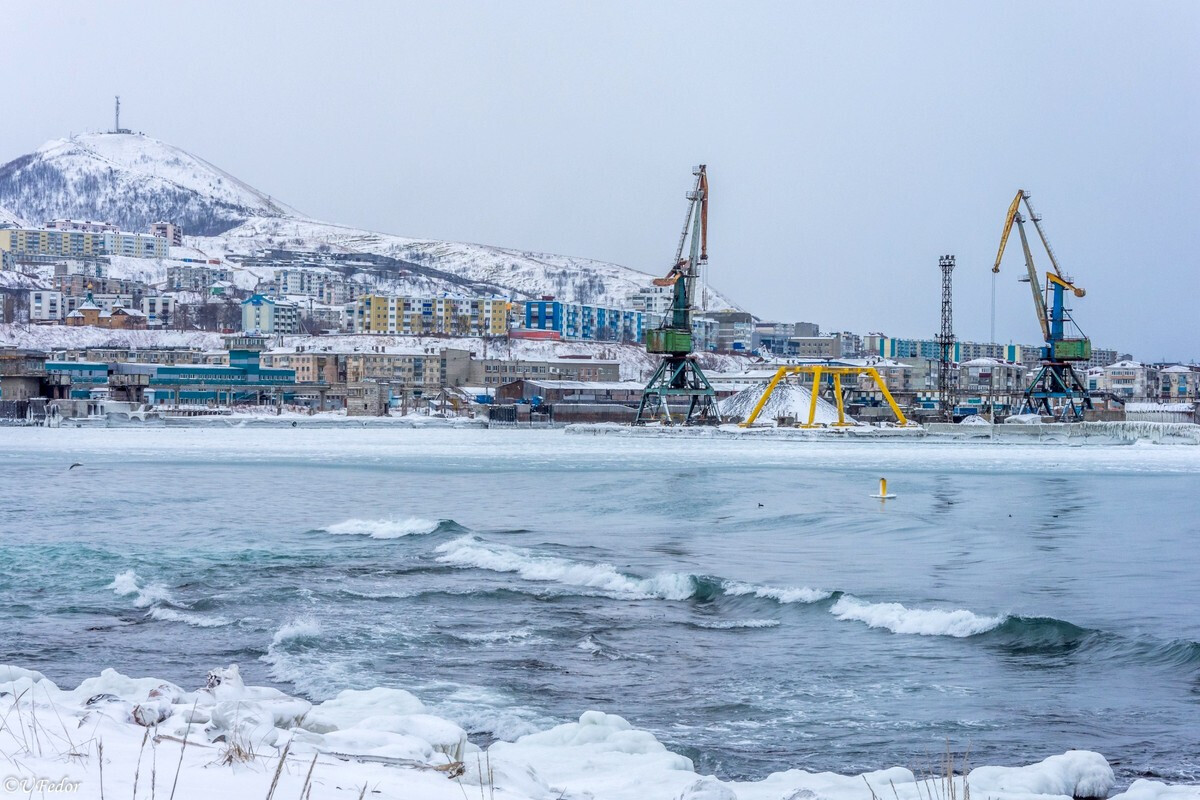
[1160,365,1195,373]
[1105,360,1144,370]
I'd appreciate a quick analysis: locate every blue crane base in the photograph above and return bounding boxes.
[635,356,721,426]
[1022,362,1093,421]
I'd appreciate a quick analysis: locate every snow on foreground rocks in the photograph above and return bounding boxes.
[0,664,1193,800]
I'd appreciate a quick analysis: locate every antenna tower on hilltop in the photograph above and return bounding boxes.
[112,96,131,134]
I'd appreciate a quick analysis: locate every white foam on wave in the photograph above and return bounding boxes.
[108,570,231,628]
[147,607,232,628]
[693,618,781,629]
[271,617,321,647]
[830,595,1005,637]
[723,580,832,605]
[434,536,696,600]
[323,517,440,539]
[108,569,174,608]
[451,628,537,644]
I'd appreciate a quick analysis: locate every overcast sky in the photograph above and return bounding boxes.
[3,2,1196,359]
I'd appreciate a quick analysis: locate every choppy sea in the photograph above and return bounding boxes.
[1,428,1197,784]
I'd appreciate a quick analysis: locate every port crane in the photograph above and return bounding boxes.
[634,165,721,425]
[992,190,1093,420]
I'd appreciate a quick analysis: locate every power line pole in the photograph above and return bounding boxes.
[937,254,956,422]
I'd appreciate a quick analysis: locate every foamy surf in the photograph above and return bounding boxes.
[692,619,781,629]
[434,536,697,600]
[323,517,441,538]
[830,596,1005,637]
[147,606,232,628]
[722,580,832,605]
[108,569,174,608]
[109,571,231,628]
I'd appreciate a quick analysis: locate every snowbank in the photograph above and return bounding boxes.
[2,662,1186,800]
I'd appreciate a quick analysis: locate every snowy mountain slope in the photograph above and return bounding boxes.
[0,133,297,236]
[0,201,26,227]
[194,215,735,309]
[0,132,741,310]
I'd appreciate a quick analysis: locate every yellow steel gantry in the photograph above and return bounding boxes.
[738,365,909,428]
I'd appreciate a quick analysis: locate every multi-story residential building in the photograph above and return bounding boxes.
[242,294,300,334]
[867,334,1026,364]
[1,250,13,271]
[167,263,232,290]
[103,232,170,259]
[141,295,176,328]
[29,290,64,321]
[53,274,148,301]
[275,267,345,298]
[351,294,510,337]
[469,357,621,387]
[52,258,108,278]
[1,228,106,258]
[702,310,754,353]
[0,228,168,259]
[1092,360,1159,400]
[1158,365,1198,401]
[149,222,183,247]
[957,357,1028,414]
[45,219,119,233]
[1087,348,1120,369]
[522,300,644,342]
[627,284,675,317]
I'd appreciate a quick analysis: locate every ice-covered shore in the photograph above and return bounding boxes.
[2,664,1193,800]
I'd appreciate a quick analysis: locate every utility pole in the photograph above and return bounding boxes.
[937,255,956,422]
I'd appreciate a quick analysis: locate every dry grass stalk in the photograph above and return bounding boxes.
[264,740,292,800]
[298,752,318,800]
[167,701,198,800]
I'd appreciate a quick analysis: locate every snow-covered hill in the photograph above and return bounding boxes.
[0,133,740,309]
[0,133,297,236]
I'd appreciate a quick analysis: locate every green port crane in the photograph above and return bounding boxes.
[634,165,721,425]
[992,190,1093,420]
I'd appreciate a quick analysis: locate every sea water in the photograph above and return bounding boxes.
[1,428,1197,784]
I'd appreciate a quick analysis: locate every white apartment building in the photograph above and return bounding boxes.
[29,290,64,321]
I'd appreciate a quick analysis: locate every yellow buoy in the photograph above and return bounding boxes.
[872,476,896,500]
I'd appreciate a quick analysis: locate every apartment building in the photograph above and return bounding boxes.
[350,294,509,337]
[1157,365,1197,401]
[167,263,232,290]
[241,294,300,334]
[29,290,63,321]
[469,357,621,387]
[149,222,183,247]
[522,300,644,342]
[0,228,168,259]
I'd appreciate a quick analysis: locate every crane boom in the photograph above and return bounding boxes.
[1014,213,1051,342]
[992,190,1024,273]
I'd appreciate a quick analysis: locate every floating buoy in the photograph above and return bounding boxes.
[872,477,896,500]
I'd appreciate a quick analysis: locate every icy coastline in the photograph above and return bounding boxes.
[4,663,1191,800]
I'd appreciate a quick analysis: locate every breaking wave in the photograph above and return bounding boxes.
[108,569,174,608]
[692,619,781,630]
[147,606,232,628]
[323,517,445,539]
[723,581,831,605]
[434,536,699,600]
[830,595,1006,637]
[450,628,538,644]
[108,570,231,628]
